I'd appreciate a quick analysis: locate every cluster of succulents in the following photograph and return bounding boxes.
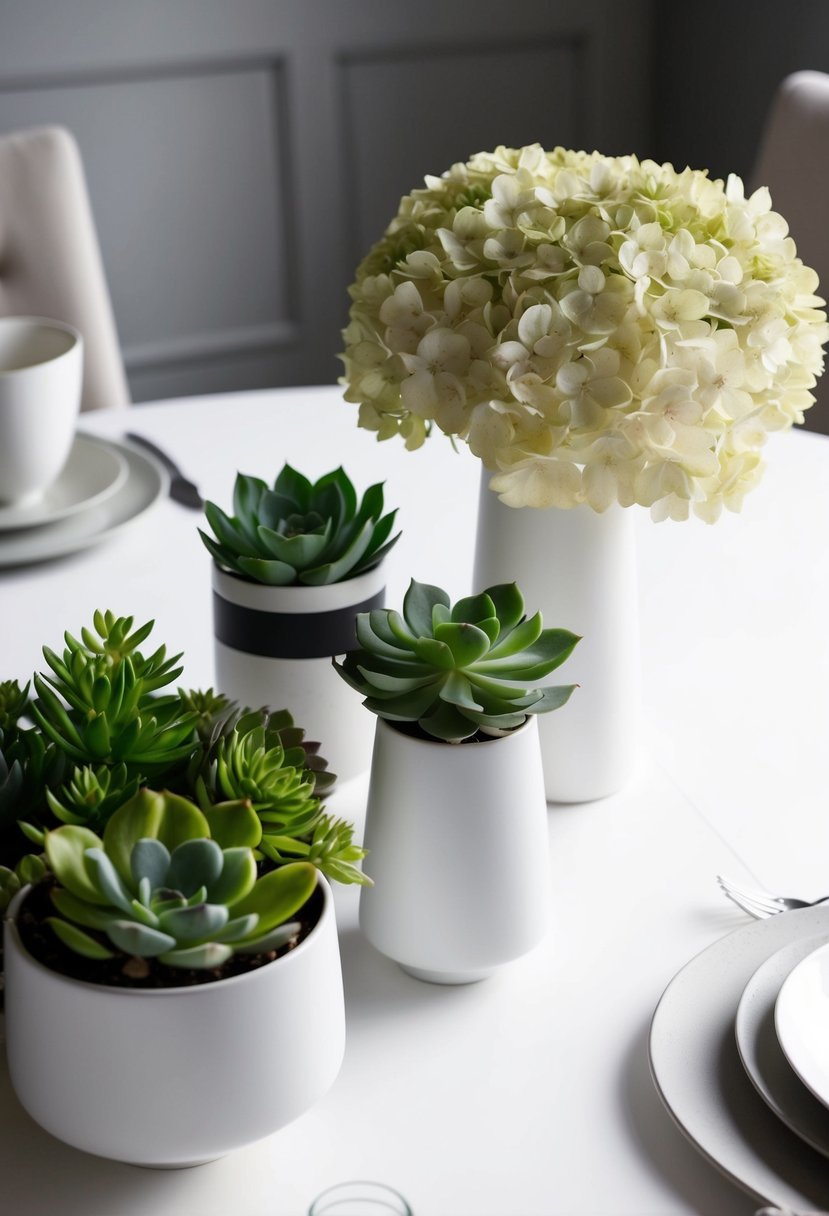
[0,610,370,972]
[44,789,317,970]
[199,463,400,586]
[334,579,579,743]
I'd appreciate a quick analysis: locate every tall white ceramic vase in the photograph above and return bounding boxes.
[472,472,640,803]
[359,716,550,984]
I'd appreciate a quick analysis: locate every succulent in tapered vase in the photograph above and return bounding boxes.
[201,463,400,781]
[334,578,579,984]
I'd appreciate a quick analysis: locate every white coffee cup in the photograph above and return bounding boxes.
[0,315,83,507]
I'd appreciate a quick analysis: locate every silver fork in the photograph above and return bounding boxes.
[717,874,829,919]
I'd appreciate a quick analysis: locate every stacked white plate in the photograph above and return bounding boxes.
[650,905,829,1209]
[0,432,167,566]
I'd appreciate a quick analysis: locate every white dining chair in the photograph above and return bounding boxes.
[751,70,829,436]
[0,125,129,412]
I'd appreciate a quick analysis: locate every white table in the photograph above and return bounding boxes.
[2,385,828,1216]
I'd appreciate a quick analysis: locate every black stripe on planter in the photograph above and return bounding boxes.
[213,589,385,659]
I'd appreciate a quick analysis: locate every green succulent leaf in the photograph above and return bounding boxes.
[46,916,115,959]
[206,847,258,905]
[158,942,233,969]
[157,901,229,943]
[45,825,108,905]
[103,789,210,886]
[106,919,178,957]
[202,799,262,849]
[166,838,223,897]
[235,556,298,585]
[130,837,171,890]
[403,580,451,636]
[433,622,492,666]
[230,861,317,939]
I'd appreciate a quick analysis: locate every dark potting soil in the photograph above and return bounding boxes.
[14,877,323,989]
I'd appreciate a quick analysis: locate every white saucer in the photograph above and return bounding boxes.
[735,933,829,1157]
[0,437,167,567]
[649,904,829,1209]
[776,939,829,1110]
[0,434,128,532]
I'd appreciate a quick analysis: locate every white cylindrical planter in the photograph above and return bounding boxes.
[4,877,345,1168]
[473,473,640,802]
[359,717,550,984]
[212,563,386,782]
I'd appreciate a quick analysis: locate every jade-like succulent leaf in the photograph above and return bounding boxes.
[236,556,297,586]
[84,848,135,913]
[166,838,223,897]
[157,901,229,943]
[46,916,115,959]
[206,846,258,906]
[230,861,317,938]
[103,789,210,886]
[45,825,108,905]
[51,886,119,930]
[158,942,233,970]
[212,912,259,942]
[235,921,300,954]
[130,837,171,891]
[451,592,496,626]
[403,580,450,636]
[433,622,492,666]
[105,919,178,957]
[202,799,262,849]
[256,525,331,568]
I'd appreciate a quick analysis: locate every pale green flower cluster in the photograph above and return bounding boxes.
[340,145,829,521]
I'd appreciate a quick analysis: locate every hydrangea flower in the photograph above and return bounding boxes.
[340,146,829,522]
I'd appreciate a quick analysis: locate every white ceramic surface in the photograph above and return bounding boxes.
[3,876,345,1168]
[776,940,829,1109]
[472,472,640,802]
[0,316,83,506]
[0,437,166,566]
[0,432,127,531]
[649,904,829,1209]
[359,716,550,983]
[735,933,829,1158]
[212,563,385,781]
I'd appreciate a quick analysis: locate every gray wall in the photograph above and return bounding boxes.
[0,0,653,403]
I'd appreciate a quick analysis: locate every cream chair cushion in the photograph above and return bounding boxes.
[751,71,829,434]
[0,125,129,412]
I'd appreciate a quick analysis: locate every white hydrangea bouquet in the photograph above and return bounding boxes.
[340,144,829,522]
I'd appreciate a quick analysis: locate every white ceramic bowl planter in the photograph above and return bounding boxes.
[212,563,386,782]
[359,717,551,984]
[3,876,345,1168]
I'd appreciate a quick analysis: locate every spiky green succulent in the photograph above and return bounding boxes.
[0,680,30,735]
[334,579,580,744]
[1,612,369,895]
[43,789,318,971]
[196,708,369,886]
[31,611,197,774]
[199,463,400,586]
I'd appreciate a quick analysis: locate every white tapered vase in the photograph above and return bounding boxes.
[472,473,640,803]
[359,716,550,985]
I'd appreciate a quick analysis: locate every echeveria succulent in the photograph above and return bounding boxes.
[334,579,580,743]
[199,463,400,586]
[44,789,318,970]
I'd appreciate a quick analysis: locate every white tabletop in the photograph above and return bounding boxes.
[2,385,828,1216]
